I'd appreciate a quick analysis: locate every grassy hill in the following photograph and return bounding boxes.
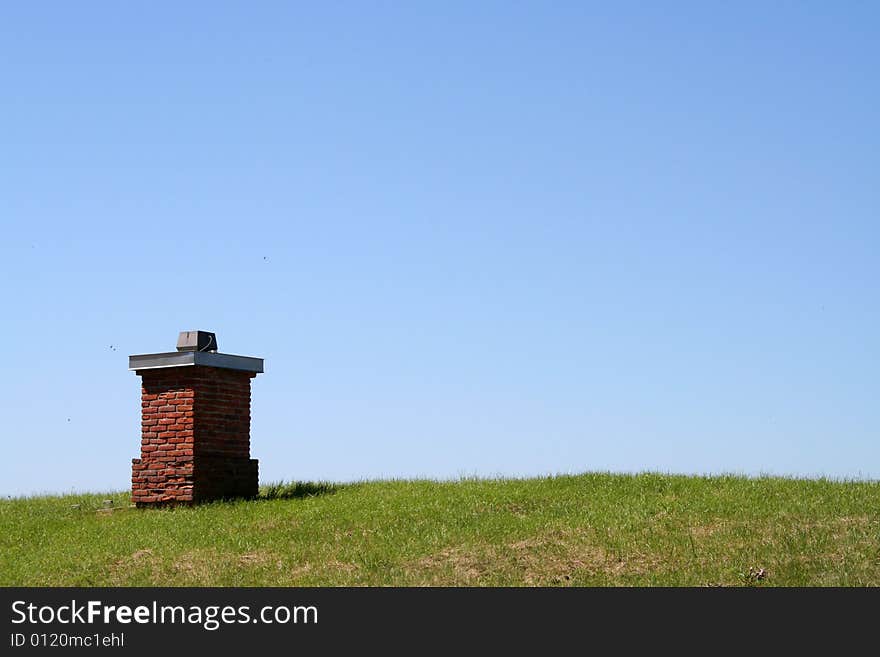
[2,473,879,586]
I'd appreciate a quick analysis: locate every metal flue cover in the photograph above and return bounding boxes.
[176,330,218,353]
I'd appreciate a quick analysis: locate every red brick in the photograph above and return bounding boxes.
[134,364,258,506]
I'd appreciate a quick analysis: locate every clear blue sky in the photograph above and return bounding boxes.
[1,3,877,496]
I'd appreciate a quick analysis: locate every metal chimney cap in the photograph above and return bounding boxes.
[176,330,218,353]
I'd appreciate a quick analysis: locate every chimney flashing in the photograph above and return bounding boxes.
[129,350,264,373]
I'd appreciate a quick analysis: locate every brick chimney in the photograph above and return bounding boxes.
[129,331,264,507]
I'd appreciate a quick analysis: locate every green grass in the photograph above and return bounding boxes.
[2,473,879,586]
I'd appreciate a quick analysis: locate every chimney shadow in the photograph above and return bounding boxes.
[258,481,340,501]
